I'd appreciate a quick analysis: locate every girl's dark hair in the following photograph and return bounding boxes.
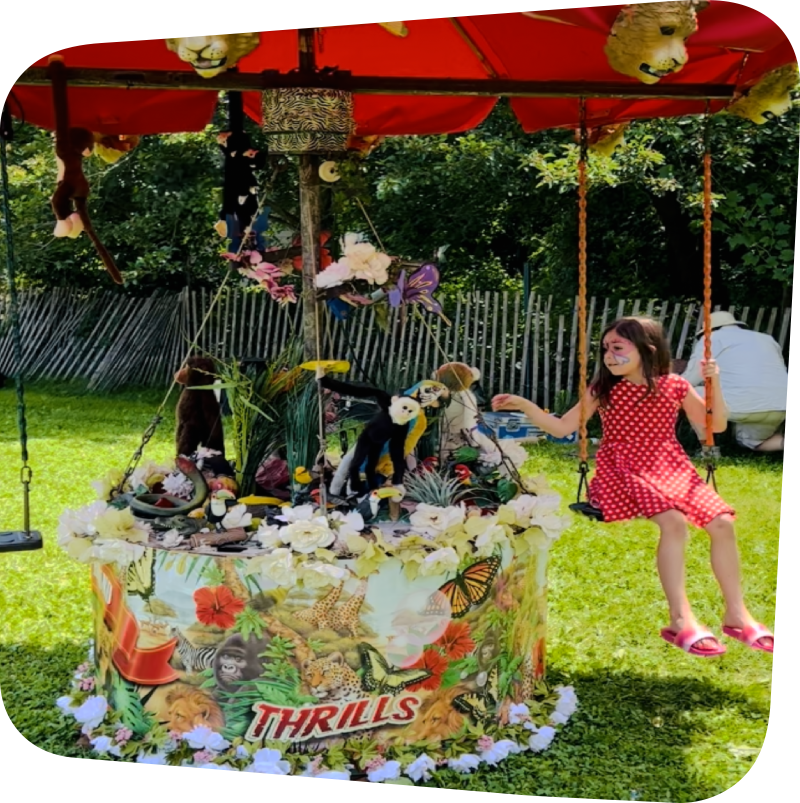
[590,317,672,409]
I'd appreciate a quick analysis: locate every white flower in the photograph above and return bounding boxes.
[236,745,250,759]
[246,548,297,587]
[495,739,522,756]
[315,260,353,289]
[506,495,538,525]
[329,509,365,539]
[137,752,168,765]
[447,754,481,773]
[90,538,146,566]
[337,233,392,286]
[56,696,77,716]
[74,696,108,730]
[222,504,252,530]
[549,711,569,726]
[196,762,235,770]
[480,740,515,766]
[254,522,283,549]
[161,529,184,549]
[507,703,531,725]
[91,735,121,757]
[276,504,317,524]
[405,754,436,782]
[527,725,556,752]
[245,748,291,774]
[310,770,351,780]
[474,522,509,557]
[555,686,578,718]
[182,725,230,752]
[162,471,195,500]
[130,460,170,493]
[58,501,108,539]
[419,547,460,577]
[409,503,466,538]
[367,760,401,782]
[301,561,347,589]
[282,519,335,553]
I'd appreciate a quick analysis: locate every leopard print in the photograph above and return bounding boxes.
[302,652,362,702]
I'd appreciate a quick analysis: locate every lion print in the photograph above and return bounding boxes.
[404,687,467,743]
[165,34,260,78]
[164,683,225,733]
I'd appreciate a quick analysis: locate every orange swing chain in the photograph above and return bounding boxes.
[576,98,590,501]
[701,105,720,489]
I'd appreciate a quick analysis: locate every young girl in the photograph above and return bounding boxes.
[492,316,774,657]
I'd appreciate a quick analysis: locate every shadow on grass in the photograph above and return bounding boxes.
[423,668,767,803]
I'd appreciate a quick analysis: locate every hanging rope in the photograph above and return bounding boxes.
[701,103,720,491]
[0,104,38,545]
[576,98,591,503]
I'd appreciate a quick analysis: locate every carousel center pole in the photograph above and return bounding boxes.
[298,28,322,363]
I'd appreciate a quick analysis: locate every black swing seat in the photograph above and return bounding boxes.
[0,530,43,553]
[569,502,605,522]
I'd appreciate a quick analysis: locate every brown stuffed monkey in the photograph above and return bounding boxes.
[175,357,226,459]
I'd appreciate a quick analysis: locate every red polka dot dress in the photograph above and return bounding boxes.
[587,374,734,528]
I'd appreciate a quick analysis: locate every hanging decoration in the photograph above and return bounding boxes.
[725,63,800,124]
[388,263,445,317]
[164,35,261,78]
[92,134,140,164]
[604,1,705,85]
[262,88,355,154]
[586,122,629,158]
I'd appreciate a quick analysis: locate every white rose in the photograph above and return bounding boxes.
[245,748,291,774]
[183,725,230,752]
[329,510,365,539]
[301,562,347,589]
[474,523,509,557]
[247,548,297,587]
[409,503,466,538]
[549,711,569,726]
[367,760,402,783]
[447,754,481,773]
[254,522,283,549]
[276,504,317,524]
[419,546,460,577]
[222,504,252,530]
[90,539,146,566]
[137,753,168,764]
[507,703,531,725]
[555,685,578,717]
[282,519,335,553]
[58,501,108,539]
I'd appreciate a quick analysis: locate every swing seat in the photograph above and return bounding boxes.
[0,530,43,553]
[569,502,605,522]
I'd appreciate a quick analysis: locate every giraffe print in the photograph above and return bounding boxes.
[295,582,344,630]
[329,579,368,638]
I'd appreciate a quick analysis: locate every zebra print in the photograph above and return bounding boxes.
[170,628,216,673]
[261,88,354,153]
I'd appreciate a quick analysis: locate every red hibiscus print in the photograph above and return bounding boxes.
[193,586,245,630]
[435,621,476,661]
[407,647,449,692]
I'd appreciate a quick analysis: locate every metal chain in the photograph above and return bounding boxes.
[1,109,34,536]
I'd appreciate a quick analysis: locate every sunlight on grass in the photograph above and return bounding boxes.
[0,383,781,800]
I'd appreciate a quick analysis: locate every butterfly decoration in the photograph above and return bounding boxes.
[430,555,502,619]
[358,643,432,694]
[388,263,445,317]
[453,665,500,722]
[125,550,156,600]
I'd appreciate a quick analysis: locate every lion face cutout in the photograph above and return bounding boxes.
[604,2,706,85]
[726,64,799,125]
[165,34,260,78]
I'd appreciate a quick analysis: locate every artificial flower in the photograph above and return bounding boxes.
[196,762,236,770]
[555,685,578,717]
[366,757,401,783]
[281,518,335,553]
[276,504,317,524]
[93,506,151,544]
[329,509,365,539]
[409,503,466,538]
[473,522,510,557]
[162,471,195,500]
[245,748,291,774]
[447,754,481,774]
[58,535,95,563]
[56,696,77,715]
[315,261,353,289]
[407,648,449,692]
[91,469,127,501]
[193,586,246,630]
[221,504,252,530]
[300,561,347,589]
[254,522,283,549]
[129,460,170,493]
[114,727,133,745]
[527,725,556,752]
[246,548,298,588]
[73,696,108,731]
[182,725,231,753]
[137,752,168,765]
[435,621,476,661]
[58,501,108,540]
[193,749,215,764]
[405,754,436,783]
[479,739,512,766]
[507,703,531,725]
[419,546,460,577]
[90,734,121,757]
[549,711,569,726]
[90,538,146,566]
[337,234,391,286]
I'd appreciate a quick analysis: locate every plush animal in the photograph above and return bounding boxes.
[47,56,123,284]
[319,372,420,497]
[174,357,225,459]
[435,362,526,474]
[165,34,260,78]
[726,63,799,124]
[92,133,140,164]
[604,2,706,85]
[587,122,629,157]
[214,92,268,251]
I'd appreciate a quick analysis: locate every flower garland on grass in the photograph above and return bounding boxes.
[57,645,578,781]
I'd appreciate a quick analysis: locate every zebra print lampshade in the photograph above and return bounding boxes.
[261,87,355,153]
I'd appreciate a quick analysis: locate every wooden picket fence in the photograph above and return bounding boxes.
[0,287,791,405]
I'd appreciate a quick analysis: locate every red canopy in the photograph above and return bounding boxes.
[7,4,796,137]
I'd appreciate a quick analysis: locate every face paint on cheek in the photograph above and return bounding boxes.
[604,336,635,366]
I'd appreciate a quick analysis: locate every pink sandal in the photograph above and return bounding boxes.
[722,623,774,653]
[660,626,727,657]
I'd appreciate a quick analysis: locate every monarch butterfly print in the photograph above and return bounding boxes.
[425,555,502,619]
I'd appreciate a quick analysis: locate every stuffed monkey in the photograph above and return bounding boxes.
[47,56,123,285]
[318,372,420,497]
[175,357,226,459]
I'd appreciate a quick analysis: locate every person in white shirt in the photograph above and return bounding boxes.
[680,311,787,452]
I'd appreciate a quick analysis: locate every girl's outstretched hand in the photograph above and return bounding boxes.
[492,394,527,412]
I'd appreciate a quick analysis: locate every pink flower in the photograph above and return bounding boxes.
[78,677,96,692]
[365,756,386,772]
[477,735,495,752]
[270,285,297,305]
[115,727,133,745]
[77,662,90,674]
[193,749,214,764]
[168,730,183,742]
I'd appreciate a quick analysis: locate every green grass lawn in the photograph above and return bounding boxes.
[0,383,782,801]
